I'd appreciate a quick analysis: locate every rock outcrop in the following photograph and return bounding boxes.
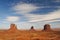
[8,24,18,32]
[30,26,35,31]
[43,24,52,31]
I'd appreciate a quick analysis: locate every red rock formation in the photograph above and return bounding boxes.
[30,26,35,31]
[10,24,17,30]
[43,24,52,31]
[0,24,59,40]
[8,24,18,32]
[31,26,34,29]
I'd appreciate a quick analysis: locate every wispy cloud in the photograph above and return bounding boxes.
[6,16,19,22]
[43,19,60,23]
[12,3,60,23]
[26,10,60,22]
[13,3,39,14]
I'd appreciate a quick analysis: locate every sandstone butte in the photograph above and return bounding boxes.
[0,24,60,40]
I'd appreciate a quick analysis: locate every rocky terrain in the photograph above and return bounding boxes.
[0,24,60,40]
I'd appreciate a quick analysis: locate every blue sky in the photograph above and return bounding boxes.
[0,0,60,29]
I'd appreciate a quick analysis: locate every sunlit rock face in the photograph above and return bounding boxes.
[8,24,18,32]
[43,24,52,31]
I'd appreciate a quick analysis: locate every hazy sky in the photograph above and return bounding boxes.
[0,0,60,29]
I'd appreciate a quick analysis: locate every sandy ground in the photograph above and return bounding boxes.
[0,30,60,40]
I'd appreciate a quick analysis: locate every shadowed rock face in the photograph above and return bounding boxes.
[43,24,51,31]
[30,26,35,31]
[31,26,34,29]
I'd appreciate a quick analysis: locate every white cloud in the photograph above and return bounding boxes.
[12,3,60,23]
[43,20,60,23]
[13,3,39,14]
[6,16,19,22]
[27,10,60,22]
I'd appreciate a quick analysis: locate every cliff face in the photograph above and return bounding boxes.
[30,26,35,31]
[43,24,52,31]
[10,24,17,30]
[8,24,18,32]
